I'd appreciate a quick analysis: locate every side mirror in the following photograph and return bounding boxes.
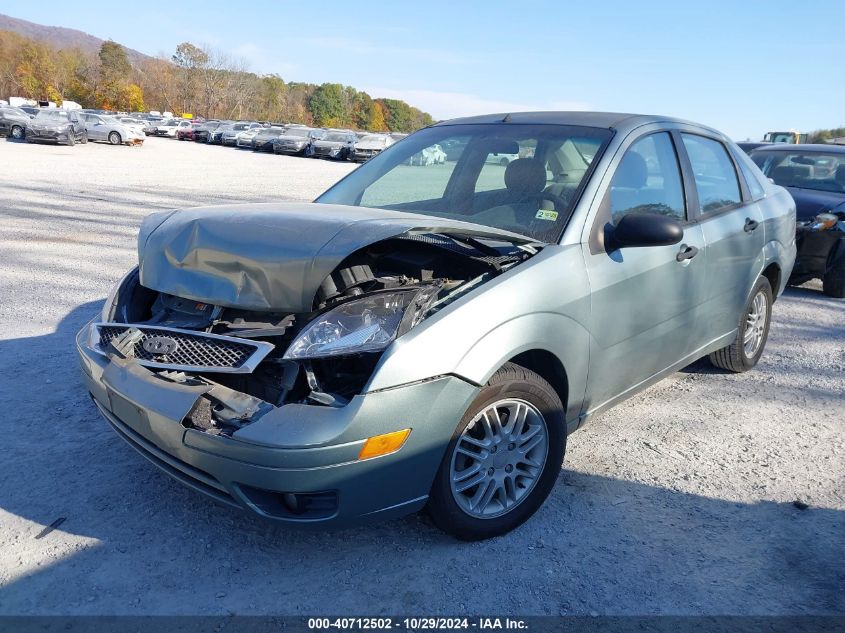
[606,213,683,250]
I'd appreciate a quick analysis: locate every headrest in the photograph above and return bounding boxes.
[504,159,547,194]
[613,151,648,189]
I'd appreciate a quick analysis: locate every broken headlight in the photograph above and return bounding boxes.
[284,287,438,360]
[101,267,139,322]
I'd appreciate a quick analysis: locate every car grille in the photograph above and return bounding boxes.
[94,324,273,373]
[313,146,335,155]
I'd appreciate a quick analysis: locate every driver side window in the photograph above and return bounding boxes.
[609,132,686,224]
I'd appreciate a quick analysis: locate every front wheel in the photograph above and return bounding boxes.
[10,125,24,140]
[709,276,773,372]
[80,131,88,144]
[108,131,121,145]
[427,363,565,540]
[822,241,845,298]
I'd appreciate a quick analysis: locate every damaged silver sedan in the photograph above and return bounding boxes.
[78,112,796,539]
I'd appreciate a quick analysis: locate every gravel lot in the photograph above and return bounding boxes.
[0,136,842,616]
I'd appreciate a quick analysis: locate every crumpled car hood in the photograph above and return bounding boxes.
[138,202,532,312]
[786,187,845,220]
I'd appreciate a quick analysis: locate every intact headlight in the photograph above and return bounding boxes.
[283,287,439,360]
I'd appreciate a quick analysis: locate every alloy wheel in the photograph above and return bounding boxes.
[449,398,549,519]
[743,290,768,358]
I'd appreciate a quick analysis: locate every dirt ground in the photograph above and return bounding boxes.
[0,136,842,616]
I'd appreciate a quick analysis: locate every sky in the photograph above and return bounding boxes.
[4,0,844,140]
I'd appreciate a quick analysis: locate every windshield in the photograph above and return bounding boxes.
[316,123,612,242]
[35,110,68,120]
[324,133,350,142]
[359,135,388,145]
[752,149,845,193]
[285,127,312,138]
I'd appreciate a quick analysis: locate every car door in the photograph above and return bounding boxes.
[86,115,103,141]
[678,133,765,343]
[582,130,708,413]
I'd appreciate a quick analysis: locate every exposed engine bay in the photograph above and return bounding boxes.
[96,232,538,437]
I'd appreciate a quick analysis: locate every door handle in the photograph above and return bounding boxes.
[676,245,699,262]
[744,218,759,232]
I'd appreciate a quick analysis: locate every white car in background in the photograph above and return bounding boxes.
[152,119,182,137]
[409,143,447,166]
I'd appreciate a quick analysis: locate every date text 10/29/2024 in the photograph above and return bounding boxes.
[308,618,529,631]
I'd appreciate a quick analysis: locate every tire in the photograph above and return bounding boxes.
[427,363,566,540]
[66,132,75,147]
[10,125,24,140]
[499,157,509,167]
[80,131,88,144]
[822,252,845,298]
[108,131,121,145]
[709,276,773,372]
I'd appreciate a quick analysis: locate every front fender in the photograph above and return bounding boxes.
[365,245,592,424]
[450,312,590,423]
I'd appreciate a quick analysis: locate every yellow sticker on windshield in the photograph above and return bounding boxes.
[535,210,558,221]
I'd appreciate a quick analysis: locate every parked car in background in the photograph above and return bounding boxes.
[193,120,222,143]
[252,126,287,152]
[208,121,242,144]
[25,109,87,145]
[306,130,357,159]
[221,122,260,146]
[176,121,201,141]
[484,150,520,166]
[118,117,147,137]
[750,143,845,296]
[271,126,318,155]
[0,105,32,140]
[408,143,447,165]
[348,133,395,162]
[79,113,144,145]
[78,112,796,540]
[235,126,263,148]
[737,141,771,155]
[150,119,180,137]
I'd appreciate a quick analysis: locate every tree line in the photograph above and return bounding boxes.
[0,30,435,132]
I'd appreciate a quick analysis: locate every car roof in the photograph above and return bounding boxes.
[750,143,845,153]
[432,111,710,134]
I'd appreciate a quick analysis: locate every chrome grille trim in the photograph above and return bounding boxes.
[91,323,274,374]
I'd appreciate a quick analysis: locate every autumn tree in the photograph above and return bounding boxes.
[309,83,345,127]
[96,40,131,108]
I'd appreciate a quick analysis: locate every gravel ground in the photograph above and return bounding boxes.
[0,136,842,616]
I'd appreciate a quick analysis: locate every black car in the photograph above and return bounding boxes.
[271,126,318,155]
[25,109,87,145]
[750,144,845,297]
[0,105,31,140]
[737,141,771,155]
[193,120,222,143]
[306,130,356,159]
[252,125,286,152]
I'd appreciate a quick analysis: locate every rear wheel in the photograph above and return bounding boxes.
[709,277,772,372]
[10,125,24,140]
[108,131,121,145]
[427,363,565,540]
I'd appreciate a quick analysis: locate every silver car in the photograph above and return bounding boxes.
[80,113,144,145]
[77,112,795,540]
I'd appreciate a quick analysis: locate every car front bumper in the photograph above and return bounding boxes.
[76,323,478,527]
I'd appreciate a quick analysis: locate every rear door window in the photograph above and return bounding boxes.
[681,134,742,213]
